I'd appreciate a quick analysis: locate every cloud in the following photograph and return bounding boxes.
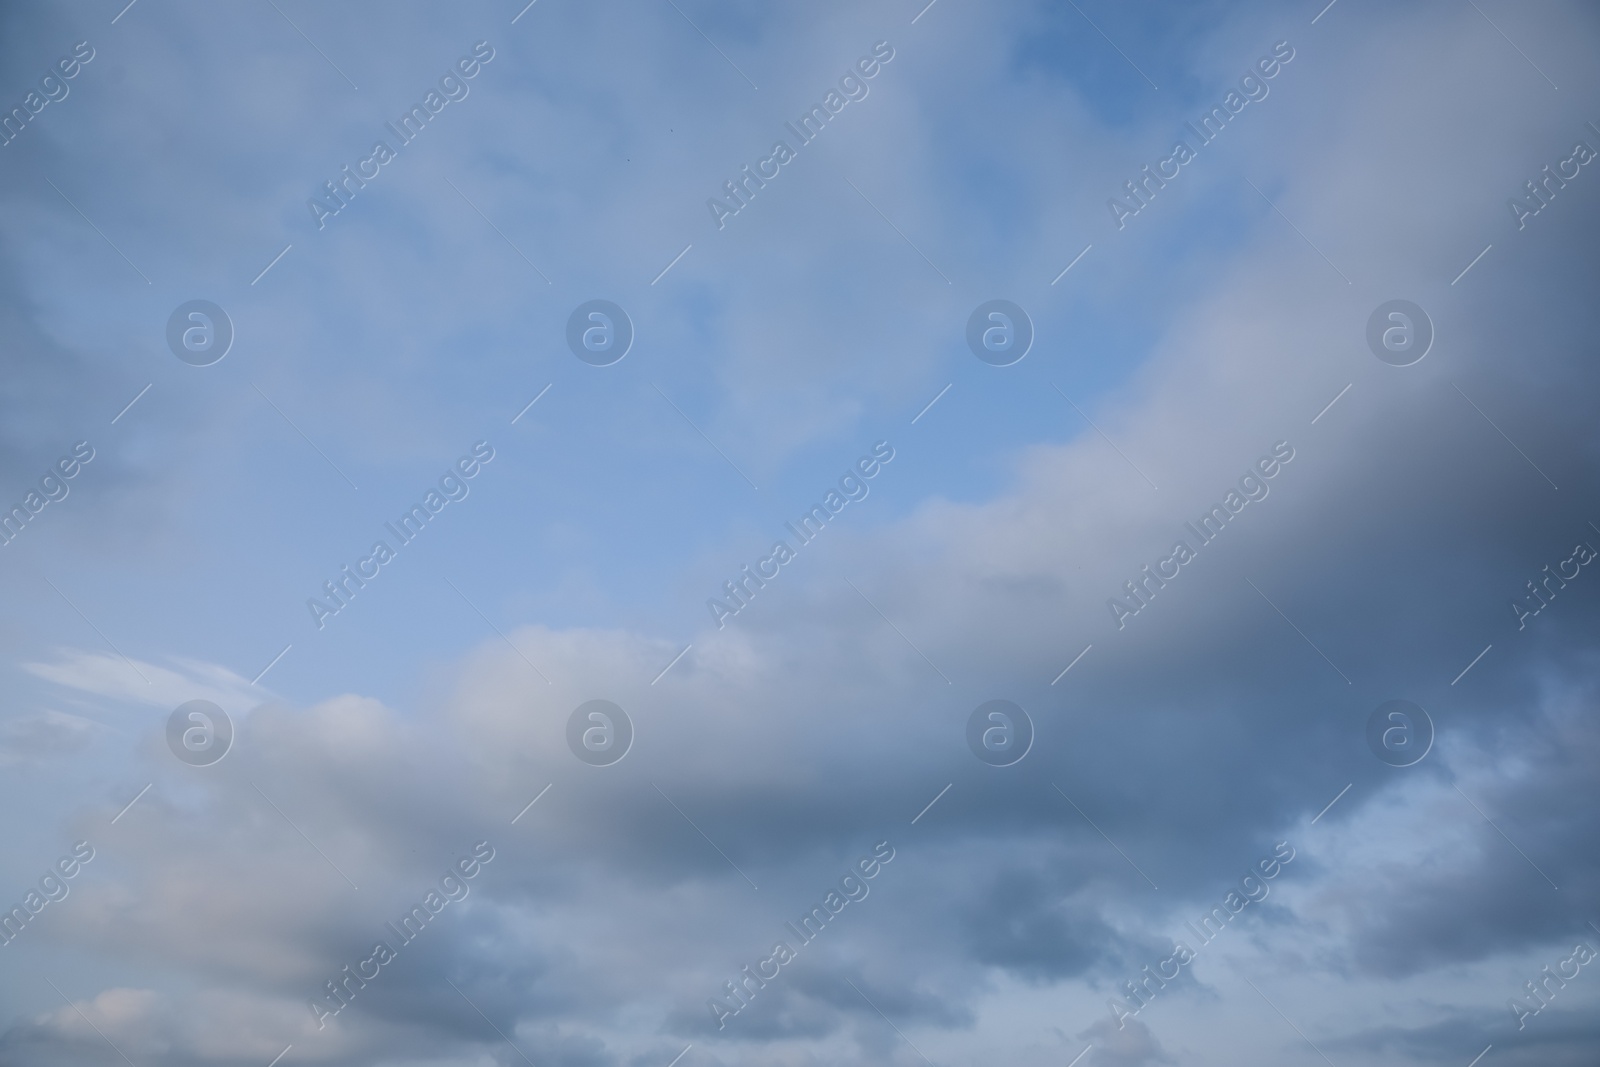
[22,648,271,716]
[2,0,1600,1064]
[1078,1015,1172,1067]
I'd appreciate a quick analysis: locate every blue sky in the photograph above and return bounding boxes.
[2,1,1600,1065]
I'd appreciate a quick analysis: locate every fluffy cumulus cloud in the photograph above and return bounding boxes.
[1,0,1599,1065]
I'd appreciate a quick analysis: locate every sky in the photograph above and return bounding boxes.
[1,0,1599,1065]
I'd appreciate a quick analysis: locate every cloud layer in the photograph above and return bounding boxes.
[2,1,1599,1065]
